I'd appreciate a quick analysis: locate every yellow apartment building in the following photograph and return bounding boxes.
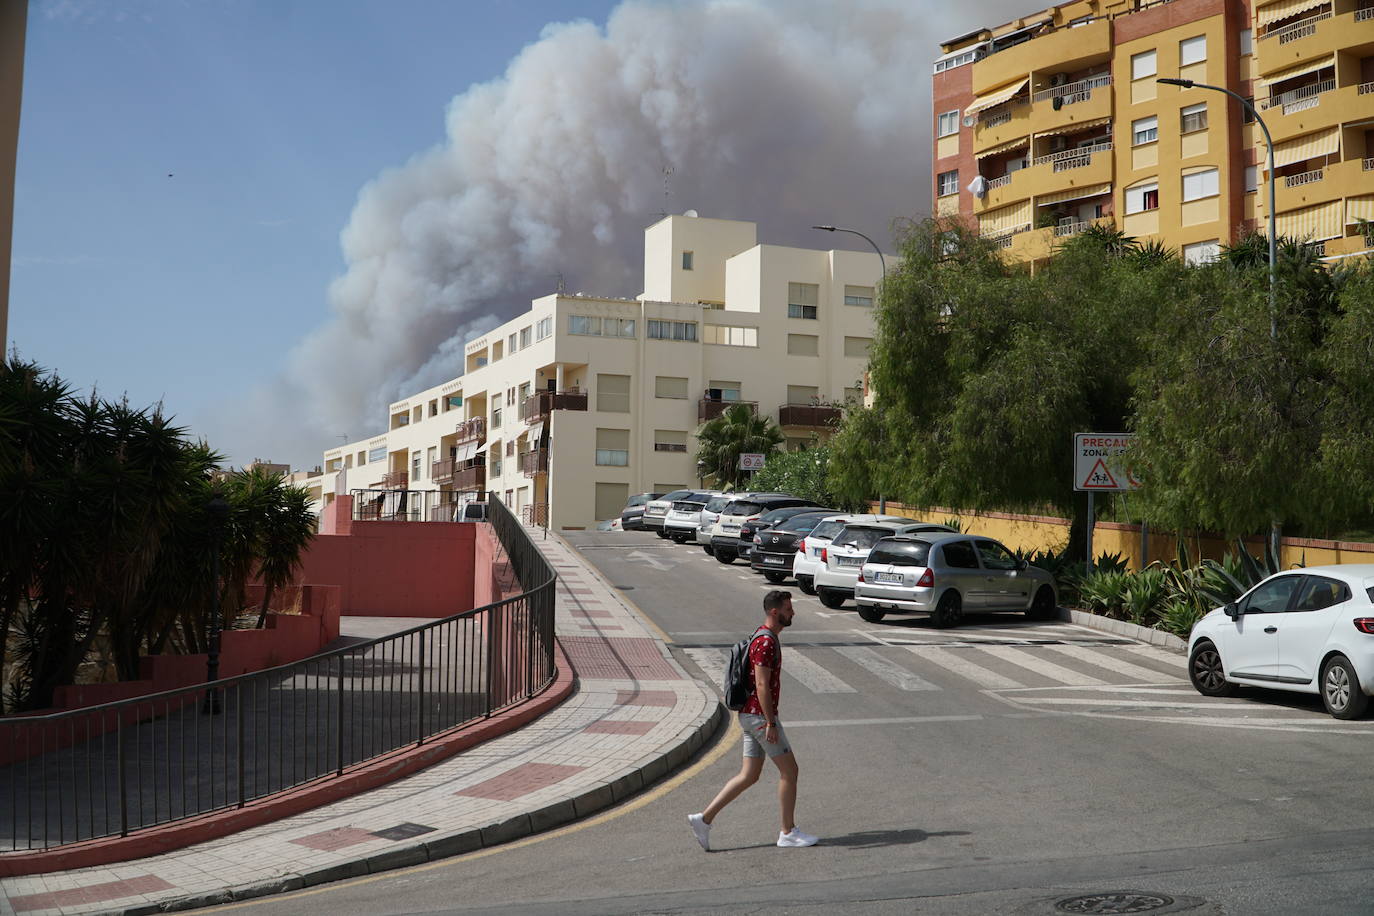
[308,214,888,529]
[931,0,1374,266]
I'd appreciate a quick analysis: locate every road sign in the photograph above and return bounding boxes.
[1074,433,1141,492]
[738,453,765,471]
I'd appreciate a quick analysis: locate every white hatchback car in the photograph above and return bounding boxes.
[813,521,954,608]
[1187,564,1374,719]
[793,515,912,594]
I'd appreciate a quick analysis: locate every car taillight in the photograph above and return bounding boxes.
[820,548,828,563]
[1355,619,1374,634]
[797,541,807,554]
[916,568,934,587]
[857,569,865,582]
[754,535,762,544]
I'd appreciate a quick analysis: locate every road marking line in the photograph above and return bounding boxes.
[976,644,1106,686]
[1019,697,1255,709]
[911,646,1026,690]
[1121,644,1187,668]
[833,646,940,691]
[784,650,856,693]
[1042,644,1184,684]
[786,715,982,727]
[997,684,1194,694]
[683,648,728,690]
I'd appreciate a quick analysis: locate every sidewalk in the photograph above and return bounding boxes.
[0,526,723,916]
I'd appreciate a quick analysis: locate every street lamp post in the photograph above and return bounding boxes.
[812,225,888,513]
[1158,77,1281,559]
[203,496,230,715]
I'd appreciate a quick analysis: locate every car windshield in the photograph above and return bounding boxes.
[704,497,732,513]
[809,520,847,541]
[834,526,892,549]
[626,494,652,507]
[777,513,831,533]
[723,501,764,517]
[868,541,931,567]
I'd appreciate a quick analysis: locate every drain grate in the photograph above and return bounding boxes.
[1055,892,1175,914]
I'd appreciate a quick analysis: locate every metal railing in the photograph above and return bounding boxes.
[1364,157,1374,171]
[1360,81,1374,95]
[0,494,554,853]
[987,173,1014,189]
[1284,168,1324,187]
[1262,11,1330,43]
[1031,73,1111,105]
[981,109,1013,128]
[1262,79,1334,110]
[1358,6,1374,21]
[1054,219,1091,237]
[1032,140,1111,170]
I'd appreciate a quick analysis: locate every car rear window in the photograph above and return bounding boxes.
[777,513,830,533]
[723,501,764,517]
[834,526,892,549]
[672,499,706,511]
[661,489,694,502]
[704,497,731,512]
[809,520,846,541]
[626,495,651,507]
[868,541,931,567]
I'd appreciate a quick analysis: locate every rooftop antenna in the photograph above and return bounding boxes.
[555,273,566,294]
[660,165,674,218]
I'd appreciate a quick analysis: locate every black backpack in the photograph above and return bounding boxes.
[722,627,771,711]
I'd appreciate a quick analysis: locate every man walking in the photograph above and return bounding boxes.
[688,589,818,850]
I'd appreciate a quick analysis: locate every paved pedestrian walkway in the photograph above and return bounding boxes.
[0,526,722,916]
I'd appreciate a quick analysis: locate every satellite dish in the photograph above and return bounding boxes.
[683,209,699,217]
[963,114,977,128]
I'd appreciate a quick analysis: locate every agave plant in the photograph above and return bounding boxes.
[1122,567,1168,626]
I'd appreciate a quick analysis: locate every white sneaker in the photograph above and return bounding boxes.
[687,813,711,851]
[777,827,818,847]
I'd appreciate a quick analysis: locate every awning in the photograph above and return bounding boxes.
[1275,200,1342,241]
[455,441,476,461]
[1268,126,1339,169]
[1256,0,1329,29]
[1036,183,1112,207]
[473,440,492,455]
[978,200,1032,236]
[1260,54,1335,88]
[975,136,1030,159]
[526,420,545,442]
[963,77,1030,118]
[1347,196,1374,224]
[1035,117,1111,139]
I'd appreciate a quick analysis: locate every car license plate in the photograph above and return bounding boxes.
[764,556,783,565]
[722,525,739,534]
[875,571,903,584]
[837,557,861,567]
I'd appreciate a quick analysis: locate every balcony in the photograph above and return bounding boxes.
[778,404,843,428]
[521,504,549,526]
[453,464,487,491]
[1261,12,1331,46]
[431,458,457,485]
[520,448,549,477]
[973,101,1031,150]
[1031,139,1112,171]
[698,398,758,422]
[455,416,485,442]
[520,388,588,422]
[971,17,1109,96]
[1284,168,1324,188]
[1261,79,1335,114]
[382,470,408,489]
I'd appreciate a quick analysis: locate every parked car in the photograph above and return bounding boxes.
[1187,565,1374,719]
[854,532,1057,626]
[640,489,696,536]
[750,510,842,583]
[740,506,835,567]
[663,491,719,543]
[792,514,915,595]
[815,521,958,608]
[710,495,821,564]
[619,492,664,531]
[697,493,748,556]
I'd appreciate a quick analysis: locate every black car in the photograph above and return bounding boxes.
[738,506,835,564]
[619,492,663,531]
[710,495,822,564]
[750,510,842,582]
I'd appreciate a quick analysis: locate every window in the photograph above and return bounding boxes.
[1181,167,1218,201]
[507,332,517,352]
[843,336,872,359]
[844,285,874,306]
[787,333,819,356]
[1244,165,1258,192]
[426,446,437,475]
[654,429,688,452]
[975,540,1018,570]
[682,250,694,270]
[655,376,688,399]
[1239,28,1252,56]
[506,441,515,457]
[412,452,422,482]
[937,110,960,137]
[368,446,387,463]
[519,326,531,348]
[595,428,630,466]
[844,386,863,403]
[612,318,635,338]
[506,387,515,407]
[1183,240,1220,265]
[1179,35,1206,67]
[597,373,631,412]
[356,451,366,466]
[1180,102,1207,134]
[518,382,531,403]
[1244,575,1301,613]
[786,385,819,404]
[413,406,422,423]
[1132,115,1158,146]
[703,324,758,346]
[594,482,630,521]
[535,316,552,340]
[787,282,819,320]
[428,399,438,417]
[569,315,602,336]
[707,380,742,402]
[1130,49,1156,80]
[489,454,501,476]
[941,540,979,569]
[492,406,502,427]
[647,319,698,341]
[1293,576,1349,612]
[1125,181,1159,214]
[937,169,959,197]
[492,341,503,360]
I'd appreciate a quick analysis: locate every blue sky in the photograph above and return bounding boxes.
[11,0,989,468]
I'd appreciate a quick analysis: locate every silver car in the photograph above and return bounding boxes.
[854,532,1058,627]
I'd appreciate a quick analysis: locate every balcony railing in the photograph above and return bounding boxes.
[1054,219,1091,237]
[778,403,843,428]
[454,464,487,491]
[1364,157,1374,171]
[520,388,588,422]
[521,504,549,526]
[1032,140,1111,170]
[698,398,758,422]
[455,416,485,442]
[1358,6,1374,21]
[431,458,457,484]
[981,109,1013,128]
[653,442,689,452]
[1360,81,1374,95]
[1262,79,1335,111]
[1031,73,1111,105]
[521,448,549,477]
[988,173,1014,189]
[1262,11,1330,43]
[1284,168,1324,187]
[382,470,408,489]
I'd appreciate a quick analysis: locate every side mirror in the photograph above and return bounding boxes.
[1017,558,1029,570]
[1224,602,1241,620]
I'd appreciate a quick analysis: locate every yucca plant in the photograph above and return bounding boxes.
[1080,567,1133,618]
[1122,567,1168,626]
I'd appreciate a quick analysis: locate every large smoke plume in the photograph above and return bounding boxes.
[208,0,1005,466]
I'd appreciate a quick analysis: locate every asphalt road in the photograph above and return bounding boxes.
[216,530,1374,916]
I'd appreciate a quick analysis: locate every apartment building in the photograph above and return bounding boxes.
[932,0,1374,266]
[308,214,886,529]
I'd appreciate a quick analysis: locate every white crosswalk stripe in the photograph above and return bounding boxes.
[976,644,1107,686]
[684,648,728,691]
[907,646,1026,690]
[833,646,940,691]
[783,650,856,693]
[1120,643,1188,670]
[1042,644,1183,684]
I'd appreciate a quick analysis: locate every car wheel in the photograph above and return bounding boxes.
[763,571,787,583]
[1321,655,1369,720]
[715,550,736,565]
[1187,641,1238,698]
[702,545,714,556]
[857,604,885,623]
[1027,587,1057,621]
[798,576,816,596]
[932,591,963,628]
[655,529,670,539]
[818,588,846,609]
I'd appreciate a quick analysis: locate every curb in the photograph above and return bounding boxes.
[1058,607,1187,650]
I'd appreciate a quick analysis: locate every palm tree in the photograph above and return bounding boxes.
[695,404,783,489]
[254,482,317,628]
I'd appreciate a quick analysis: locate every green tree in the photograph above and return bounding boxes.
[694,403,783,489]
[749,445,856,509]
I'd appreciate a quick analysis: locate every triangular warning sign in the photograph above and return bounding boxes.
[1081,457,1119,489]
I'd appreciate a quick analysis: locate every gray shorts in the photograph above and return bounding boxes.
[739,713,792,758]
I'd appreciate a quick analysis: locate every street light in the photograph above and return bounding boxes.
[1158,77,1281,559]
[813,224,888,513]
[203,495,230,715]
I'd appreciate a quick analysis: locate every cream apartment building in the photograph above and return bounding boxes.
[307,214,888,529]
